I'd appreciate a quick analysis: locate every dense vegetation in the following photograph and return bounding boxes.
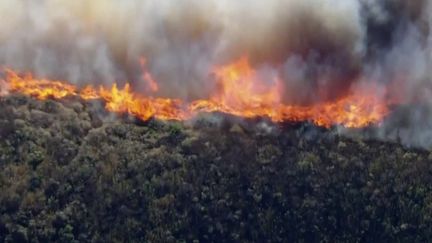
[0,95,432,242]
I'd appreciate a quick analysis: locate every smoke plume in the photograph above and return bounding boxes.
[0,0,431,147]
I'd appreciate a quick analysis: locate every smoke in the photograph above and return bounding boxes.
[358,0,432,148]
[0,0,365,100]
[0,0,431,147]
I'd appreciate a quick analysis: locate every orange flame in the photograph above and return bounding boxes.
[3,68,186,121]
[140,57,159,93]
[190,57,282,118]
[0,57,391,128]
[190,58,390,128]
[5,69,78,99]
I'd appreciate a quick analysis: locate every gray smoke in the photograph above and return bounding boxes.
[0,0,366,101]
[0,0,431,147]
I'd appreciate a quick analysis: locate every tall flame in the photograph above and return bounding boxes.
[191,57,283,118]
[0,57,390,128]
[191,58,390,128]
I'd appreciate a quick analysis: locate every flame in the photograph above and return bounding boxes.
[190,58,390,128]
[0,58,391,128]
[5,69,78,99]
[140,57,159,93]
[190,57,282,119]
[3,68,186,121]
[96,83,185,121]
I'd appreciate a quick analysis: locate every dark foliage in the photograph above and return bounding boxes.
[1,95,432,242]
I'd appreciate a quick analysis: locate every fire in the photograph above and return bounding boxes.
[190,57,282,119]
[96,83,185,121]
[5,69,78,99]
[140,57,159,93]
[3,68,186,121]
[191,58,390,128]
[0,58,391,128]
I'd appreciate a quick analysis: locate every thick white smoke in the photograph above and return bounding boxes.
[0,0,431,147]
[0,0,366,100]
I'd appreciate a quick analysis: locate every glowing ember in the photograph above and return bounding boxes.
[0,58,391,128]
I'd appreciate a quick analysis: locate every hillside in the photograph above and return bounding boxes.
[0,95,432,242]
